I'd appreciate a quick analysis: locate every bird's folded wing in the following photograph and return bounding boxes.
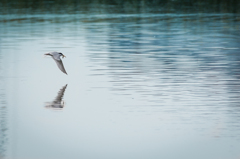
[54,59,68,74]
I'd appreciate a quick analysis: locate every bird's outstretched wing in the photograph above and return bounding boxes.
[54,59,68,75]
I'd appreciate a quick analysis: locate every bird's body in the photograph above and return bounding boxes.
[45,52,67,75]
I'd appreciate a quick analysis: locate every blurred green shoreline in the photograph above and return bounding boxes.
[0,0,240,14]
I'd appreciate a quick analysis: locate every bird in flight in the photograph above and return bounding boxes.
[44,52,67,75]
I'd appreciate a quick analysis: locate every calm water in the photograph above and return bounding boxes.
[1,10,240,159]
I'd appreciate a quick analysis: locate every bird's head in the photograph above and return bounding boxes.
[59,53,66,58]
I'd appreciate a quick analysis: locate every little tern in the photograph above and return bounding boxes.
[44,52,67,75]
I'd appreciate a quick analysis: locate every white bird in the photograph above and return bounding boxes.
[44,52,67,75]
[45,84,68,110]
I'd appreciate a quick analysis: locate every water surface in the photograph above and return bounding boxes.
[1,6,240,159]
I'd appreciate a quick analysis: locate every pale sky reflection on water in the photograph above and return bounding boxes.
[1,12,240,159]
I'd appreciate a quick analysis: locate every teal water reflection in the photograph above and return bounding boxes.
[1,8,240,159]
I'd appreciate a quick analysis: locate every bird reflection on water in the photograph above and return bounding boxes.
[45,84,68,110]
